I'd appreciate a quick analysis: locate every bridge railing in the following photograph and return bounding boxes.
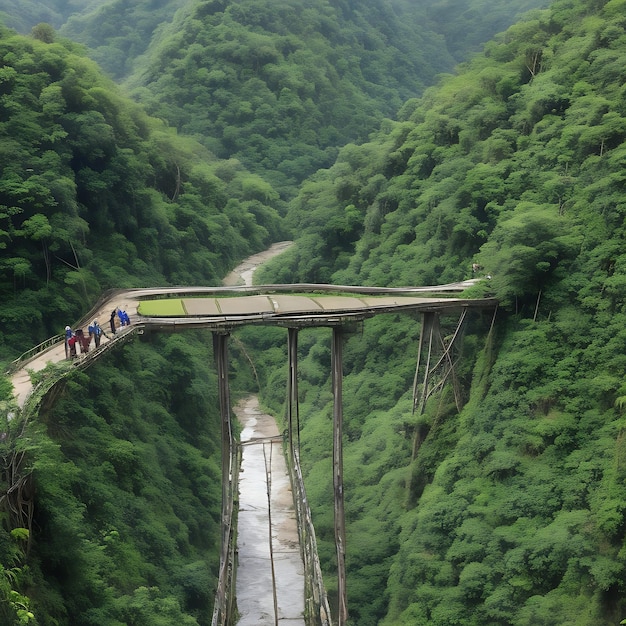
[17,327,140,413]
[210,447,239,626]
[5,288,131,377]
[289,447,332,626]
[5,334,65,376]
[128,280,484,301]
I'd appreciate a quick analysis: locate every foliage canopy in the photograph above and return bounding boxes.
[3,0,626,623]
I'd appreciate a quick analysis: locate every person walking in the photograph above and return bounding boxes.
[67,334,77,358]
[75,329,89,353]
[64,325,74,359]
[88,319,107,347]
[118,307,130,327]
[110,308,118,334]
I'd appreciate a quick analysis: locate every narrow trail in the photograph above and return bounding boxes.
[223,241,294,287]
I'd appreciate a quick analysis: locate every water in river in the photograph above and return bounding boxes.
[234,395,305,625]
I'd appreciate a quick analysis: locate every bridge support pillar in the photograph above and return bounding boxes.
[332,326,348,625]
[212,331,237,625]
[409,309,469,473]
[287,327,299,467]
[213,332,233,527]
[412,311,437,416]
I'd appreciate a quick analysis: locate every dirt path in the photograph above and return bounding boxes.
[223,241,293,286]
[234,396,304,625]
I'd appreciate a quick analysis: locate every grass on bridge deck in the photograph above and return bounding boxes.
[136,293,473,319]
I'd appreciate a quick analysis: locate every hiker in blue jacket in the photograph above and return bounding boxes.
[118,308,131,327]
[88,319,107,347]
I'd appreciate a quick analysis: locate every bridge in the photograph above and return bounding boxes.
[7,281,497,625]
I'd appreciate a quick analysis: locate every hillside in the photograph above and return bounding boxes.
[2,0,626,624]
[254,0,626,623]
[0,0,550,202]
[0,22,286,356]
[0,23,272,625]
[115,0,547,197]
[120,0,456,197]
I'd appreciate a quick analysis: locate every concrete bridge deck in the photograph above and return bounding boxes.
[8,280,494,408]
[136,289,494,329]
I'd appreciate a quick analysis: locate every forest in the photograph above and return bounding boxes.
[2,0,626,624]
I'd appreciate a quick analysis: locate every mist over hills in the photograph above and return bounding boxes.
[1,0,549,197]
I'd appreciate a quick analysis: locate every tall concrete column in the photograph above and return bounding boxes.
[211,331,236,624]
[332,326,348,625]
[213,331,232,522]
[287,327,299,466]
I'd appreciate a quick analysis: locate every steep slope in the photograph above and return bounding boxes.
[0,0,550,205]
[255,0,626,623]
[0,23,284,357]
[122,0,453,195]
[0,24,273,625]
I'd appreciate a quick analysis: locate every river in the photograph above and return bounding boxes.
[234,396,305,625]
[224,242,305,625]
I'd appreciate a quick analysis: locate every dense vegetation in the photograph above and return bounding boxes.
[2,0,626,624]
[2,0,550,203]
[122,0,456,198]
[0,23,284,355]
[254,0,626,623]
[31,335,224,625]
[0,18,278,625]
